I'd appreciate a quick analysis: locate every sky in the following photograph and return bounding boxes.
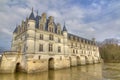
[0,0,120,50]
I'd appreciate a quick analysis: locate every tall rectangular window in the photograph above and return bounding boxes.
[58,46,61,53]
[40,34,43,40]
[58,30,61,34]
[40,24,43,30]
[58,38,61,43]
[49,34,54,40]
[49,43,53,52]
[39,44,43,52]
[71,43,73,48]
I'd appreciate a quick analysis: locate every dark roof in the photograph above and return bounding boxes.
[35,15,41,28]
[29,9,35,20]
[63,23,67,31]
[68,33,93,42]
[13,27,18,33]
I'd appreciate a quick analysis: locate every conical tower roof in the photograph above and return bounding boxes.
[29,8,35,20]
[63,22,67,31]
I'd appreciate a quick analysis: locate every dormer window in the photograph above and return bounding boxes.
[49,27,54,32]
[57,30,61,34]
[40,24,43,30]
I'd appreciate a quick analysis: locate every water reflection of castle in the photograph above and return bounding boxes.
[0,9,101,73]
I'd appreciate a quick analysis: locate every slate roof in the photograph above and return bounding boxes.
[13,27,18,33]
[29,9,35,20]
[13,10,94,44]
[63,23,67,31]
[68,33,93,43]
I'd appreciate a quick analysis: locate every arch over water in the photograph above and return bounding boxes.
[85,56,89,64]
[15,62,20,72]
[77,56,81,65]
[69,57,72,66]
[48,58,54,70]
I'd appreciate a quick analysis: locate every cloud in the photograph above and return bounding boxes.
[0,0,120,49]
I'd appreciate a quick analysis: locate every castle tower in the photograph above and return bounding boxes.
[63,22,68,54]
[26,8,36,53]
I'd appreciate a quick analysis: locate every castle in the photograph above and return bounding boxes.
[0,9,100,73]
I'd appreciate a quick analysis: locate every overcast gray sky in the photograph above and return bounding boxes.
[0,0,120,50]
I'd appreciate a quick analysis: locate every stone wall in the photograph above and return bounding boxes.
[0,52,24,73]
[0,52,100,73]
[27,59,48,73]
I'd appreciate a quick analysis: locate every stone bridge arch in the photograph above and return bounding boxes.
[48,57,54,70]
[85,56,89,64]
[76,56,81,65]
[85,56,94,64]
[15,62,21,72]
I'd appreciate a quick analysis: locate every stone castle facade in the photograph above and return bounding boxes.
[0,9,100,73]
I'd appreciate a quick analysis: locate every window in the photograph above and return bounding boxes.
[58,30,61,34]
[76,50,78,53]
[40,34,43,40]
[39,44,43,52]
[49,43,53,52]
[23,44,26,52]
[73,49,75,53]
[75,43,77,47]
[49,27,51,32]
[58,38,61,43]
[38,56,41,60]
[71,36,73,40]
[49,27,54,32]
[80,44,82,49]
[71,43,73,48]
[51,28,54,32]
[28,24,30,27]
[49,34,54,40]
[58,46,61,53]
[40,24,43,30]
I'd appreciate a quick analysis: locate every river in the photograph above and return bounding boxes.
[0,63,120,80]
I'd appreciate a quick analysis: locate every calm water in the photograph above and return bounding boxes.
[0,63,120,80]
